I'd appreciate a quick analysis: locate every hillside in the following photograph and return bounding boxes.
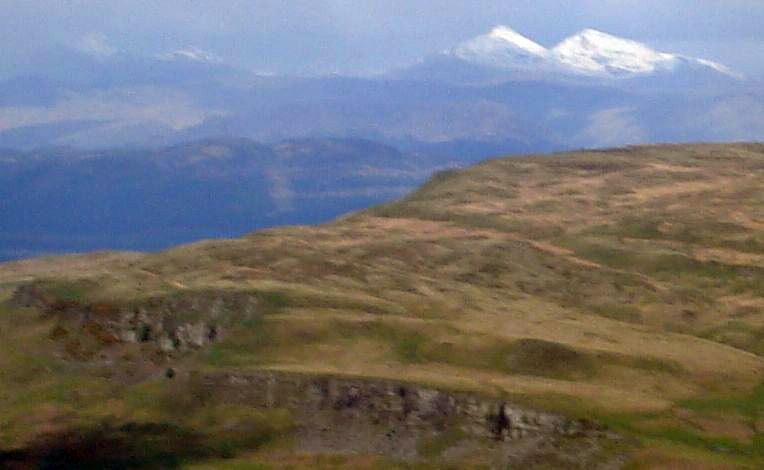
[1,143,763,468]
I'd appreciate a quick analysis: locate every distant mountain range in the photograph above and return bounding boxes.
[0,25,760,153]
[450,26,738,80]
[1,26,763,259]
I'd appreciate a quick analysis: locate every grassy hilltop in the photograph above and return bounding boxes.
[1,143,763,468]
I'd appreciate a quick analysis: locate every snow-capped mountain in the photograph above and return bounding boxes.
[551,29,738,79]
[450,26,739,80]
[552,29,678,76]
[451,26,550,71]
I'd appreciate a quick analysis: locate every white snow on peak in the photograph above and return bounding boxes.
[695,58,741,78]
[551,29,677,75]
[451,25,549,70]
[449,26,739,80]
[487,26,549,57]
[158,47,222,63]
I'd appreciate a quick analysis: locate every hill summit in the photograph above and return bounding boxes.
[1,143,763,468]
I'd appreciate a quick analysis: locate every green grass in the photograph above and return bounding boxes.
[619,355,686,375]
[602,413,759,460]
[345,322,602,380]
[3,143,764,468]
[564,238,764,291]
[679,382,764,418]
[417,428,468,458]
[699,322,764,355]
[584,302,643,323]
[257,290,290,310]
[271,290,403,315]
[184,454,488,470]
[586,213,753,246]
[584,383,764,467]
[721,236,764,254]
[205,317,684,383]
[372,202,563,238]
[44,279,97,302]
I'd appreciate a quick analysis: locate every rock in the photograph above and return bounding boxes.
[195,370,619,466]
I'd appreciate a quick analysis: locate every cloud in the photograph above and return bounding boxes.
[158,47,223,63]
[73,33,117,58]
[581,107,647,147]
[689,96,764,141]
[0,87,227,132]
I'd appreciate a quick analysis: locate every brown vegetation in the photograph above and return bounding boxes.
[1,143,763,468]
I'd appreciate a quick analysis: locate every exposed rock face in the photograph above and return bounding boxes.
[8,282,65,310]
[8,283,261,353]
[7,283,626,466]
[199,371,625,468]
[114,291,260,352]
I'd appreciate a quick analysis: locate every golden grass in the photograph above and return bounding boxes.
[2,143,764,467]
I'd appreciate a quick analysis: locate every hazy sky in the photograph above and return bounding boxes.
[3,0,764,76]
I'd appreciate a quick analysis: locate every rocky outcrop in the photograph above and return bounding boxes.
[197,371,626,468]
[113,291,259,352]
[8,283,262,353]
[7,283,626,466]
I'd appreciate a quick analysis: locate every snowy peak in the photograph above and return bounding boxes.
[551,29,677,76]
[451,25,549,71]
[694,58,740,79]
[158,47,222,64]
[449,26,739,80]
[486,26,548,57]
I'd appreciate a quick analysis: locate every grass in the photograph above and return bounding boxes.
[679,382,764,419]
[584,302,644,323]
[0,319,295,465]
[416,428,468,458]
[201,314,687,388]
[509,388,764,468]
[1,143,764,468]
[721,236,764,255]
[44,280,95,302]
[183,454,488,470]
[699,322,764,355]
[561,238,764,297]
[602,414,762,466]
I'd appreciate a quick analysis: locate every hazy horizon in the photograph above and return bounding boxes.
[2,0,764,78]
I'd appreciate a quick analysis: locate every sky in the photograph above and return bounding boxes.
[2,0,764,77]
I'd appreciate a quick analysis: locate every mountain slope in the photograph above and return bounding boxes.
[1,143,763,468]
